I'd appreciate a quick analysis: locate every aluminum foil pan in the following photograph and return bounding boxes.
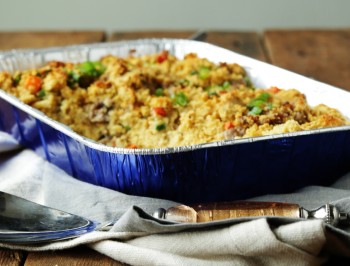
[1,39,350,203]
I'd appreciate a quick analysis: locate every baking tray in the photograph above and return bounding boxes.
[1,39,350,203]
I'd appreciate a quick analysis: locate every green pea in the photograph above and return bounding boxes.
[156,123,166,131]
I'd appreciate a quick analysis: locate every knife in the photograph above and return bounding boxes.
[153,201,349,226]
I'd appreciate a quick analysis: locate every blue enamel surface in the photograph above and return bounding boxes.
[1,98,350,204]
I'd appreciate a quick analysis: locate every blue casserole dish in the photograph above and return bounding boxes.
[0,39,350,203]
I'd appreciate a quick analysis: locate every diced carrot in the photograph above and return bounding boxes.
[153,107,167,117]
[224,121,234,130]
[269,86,281,93]
[156,51,168,63]
[25,75,42,94]
[127,144,138,149]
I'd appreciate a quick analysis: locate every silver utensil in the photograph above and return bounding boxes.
[1,191,349,244]
[0,191,98,243]
[154,201,349,226]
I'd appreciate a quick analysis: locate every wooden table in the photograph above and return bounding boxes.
[0,29,350,265]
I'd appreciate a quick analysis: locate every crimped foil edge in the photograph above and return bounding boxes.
[1,39,350,155]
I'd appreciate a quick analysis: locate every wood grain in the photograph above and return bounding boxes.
[165,202,300,223]
[24,247,127,266]
[0,248,27,266]
[0,31,106,51]
[264,29,350,91]
[206,31,267,61]
[109,31,267,61]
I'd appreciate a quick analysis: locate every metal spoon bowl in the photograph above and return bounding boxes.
[0,191,98,243]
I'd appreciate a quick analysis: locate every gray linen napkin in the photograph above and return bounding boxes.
[0,132,350,266]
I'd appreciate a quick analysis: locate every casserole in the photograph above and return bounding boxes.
[1,39,349,203]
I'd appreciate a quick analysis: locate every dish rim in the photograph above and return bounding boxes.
[1,38,350,155]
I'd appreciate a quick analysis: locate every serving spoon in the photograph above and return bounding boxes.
[0,191,99,243]
[1,191,348,244]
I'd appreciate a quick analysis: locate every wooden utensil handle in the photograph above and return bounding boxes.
[165,202,301,223]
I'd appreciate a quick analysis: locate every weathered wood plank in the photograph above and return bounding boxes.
[24,247,127,266]
[109,31,267,61]
[0,31,106,51]
[0,248,27,266]
[206,31,267,61]
[264,29,350,91]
